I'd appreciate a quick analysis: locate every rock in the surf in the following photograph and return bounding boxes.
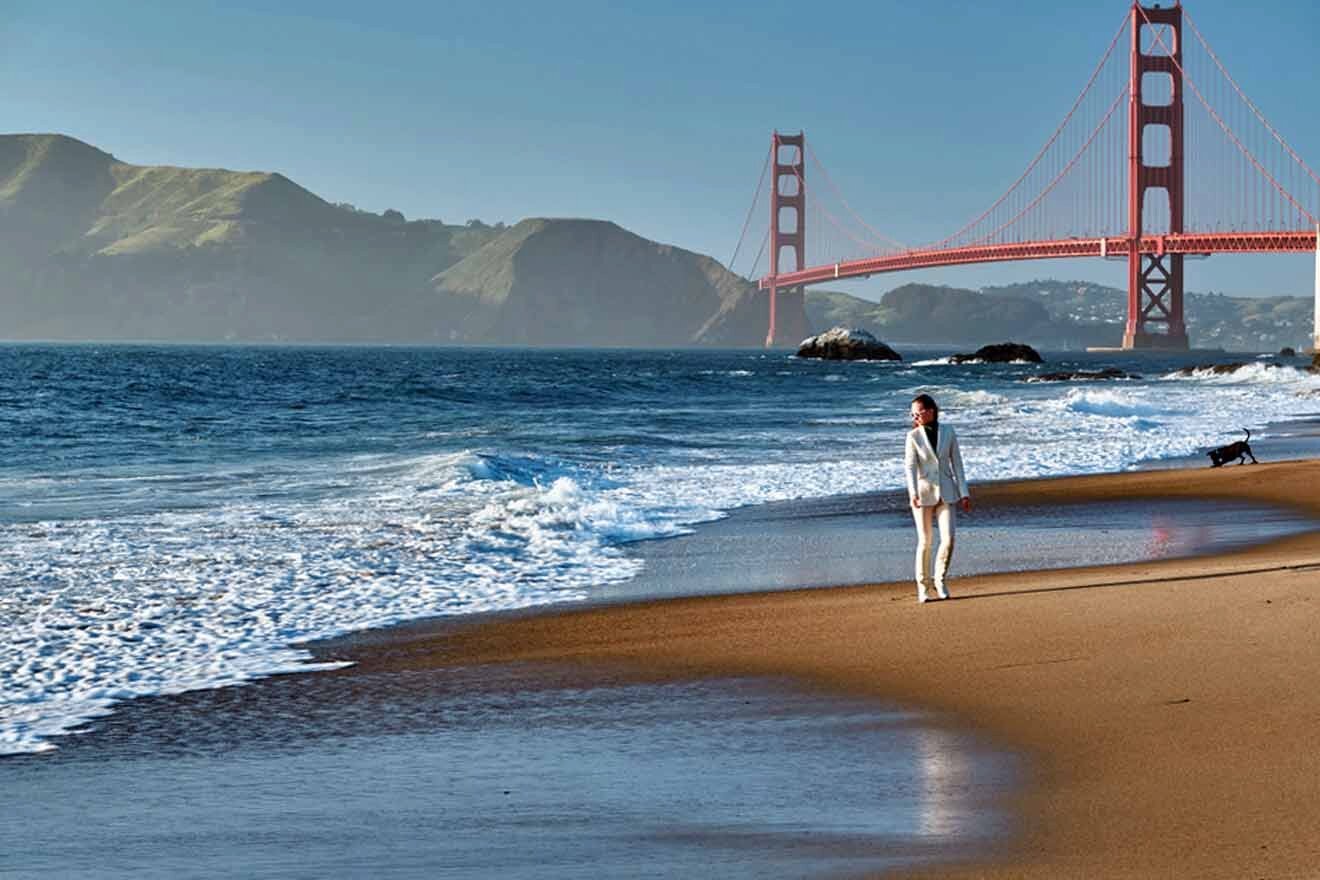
[796,327,902,361]
[1027,367,1139,382]
[949,342,1043,364]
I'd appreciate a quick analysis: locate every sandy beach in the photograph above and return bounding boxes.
[335,459,1320,878]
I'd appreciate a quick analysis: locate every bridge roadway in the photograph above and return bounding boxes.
[759,230,1319,289]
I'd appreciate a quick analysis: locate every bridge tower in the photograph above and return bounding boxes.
[767,131,805,347]
[1124,2,1189,350]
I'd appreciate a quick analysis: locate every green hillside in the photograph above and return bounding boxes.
[0,134,502,341]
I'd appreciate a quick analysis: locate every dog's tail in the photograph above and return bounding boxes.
[1243,428,1251,442]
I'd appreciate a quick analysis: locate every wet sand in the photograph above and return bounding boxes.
[336,459,1320,878]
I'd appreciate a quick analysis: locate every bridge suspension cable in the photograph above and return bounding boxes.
[727,143,772,277]
[805,144,908,252]
[1139,5,1317,228]
[1185,10,1320,192]
[749,227,770,280]
[928,10,1131,251]
[968,86,1128,248]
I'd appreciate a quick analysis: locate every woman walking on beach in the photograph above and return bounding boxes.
[904,394,971,603]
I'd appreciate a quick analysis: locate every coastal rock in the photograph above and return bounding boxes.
[949,342,1043,364]
[1026,367,1140,383]
[796,327,901,361]
[1279,346,1296,357]
[1173,362,1277,377]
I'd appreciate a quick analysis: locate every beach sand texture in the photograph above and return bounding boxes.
[339,459,1320,878]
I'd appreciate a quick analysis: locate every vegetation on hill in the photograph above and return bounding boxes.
[0,134,500,341]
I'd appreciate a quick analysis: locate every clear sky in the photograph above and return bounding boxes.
[4,0,1318,299]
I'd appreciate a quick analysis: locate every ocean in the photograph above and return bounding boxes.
[4,342,1319,757]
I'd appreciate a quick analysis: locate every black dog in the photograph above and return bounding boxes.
[1207,428,1258,467]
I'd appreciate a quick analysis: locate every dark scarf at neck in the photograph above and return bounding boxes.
[923,420,939,450]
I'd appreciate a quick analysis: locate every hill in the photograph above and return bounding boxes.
[805,283,1117,349]
[433,219,807,347]
[0,134,808,345]
[0,134,512,341]
[805,280,1312,352]
[984,280,1313,351]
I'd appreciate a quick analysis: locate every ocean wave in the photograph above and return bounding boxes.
[1162,362,1319,386]
[1060,388,1169,419]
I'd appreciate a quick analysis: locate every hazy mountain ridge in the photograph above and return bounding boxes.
[0,134,807,345]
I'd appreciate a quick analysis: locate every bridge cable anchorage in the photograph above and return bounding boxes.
[1139,6,1317,227]
[927,9,1130,251]
[1185,11,1320,192]
[968,86,1128,248]
[729,143,773,276]
[804,144,909,252]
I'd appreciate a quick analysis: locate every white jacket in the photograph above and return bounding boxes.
[904,423,969,506]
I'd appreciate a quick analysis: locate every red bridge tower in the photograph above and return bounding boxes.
[1125,2,1188,349]
[766,131,805,347]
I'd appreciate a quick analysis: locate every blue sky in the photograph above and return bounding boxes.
[4,0,1318,299]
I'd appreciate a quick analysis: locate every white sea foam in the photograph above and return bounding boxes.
[1169,362,1308,386]
[1060,388,1168,419]
[0,450,678,755]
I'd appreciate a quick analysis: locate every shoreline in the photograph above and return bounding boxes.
[319,459,1320,878]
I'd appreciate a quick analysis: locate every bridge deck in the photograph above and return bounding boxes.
[760,231,1318,289]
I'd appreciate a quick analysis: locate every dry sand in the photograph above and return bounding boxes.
[343,460,1320,878]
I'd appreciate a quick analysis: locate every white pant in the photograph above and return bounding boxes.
[912,501,956,599]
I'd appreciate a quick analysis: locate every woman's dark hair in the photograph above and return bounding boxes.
[911,393,939,418]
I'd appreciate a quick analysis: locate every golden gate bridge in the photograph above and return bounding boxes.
[729,2,1320,350]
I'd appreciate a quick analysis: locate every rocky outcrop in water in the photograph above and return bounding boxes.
[1172,362,1279,376]
[796,327,901,361]
[1026,367,1139,383]
[949,342,1043,364]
